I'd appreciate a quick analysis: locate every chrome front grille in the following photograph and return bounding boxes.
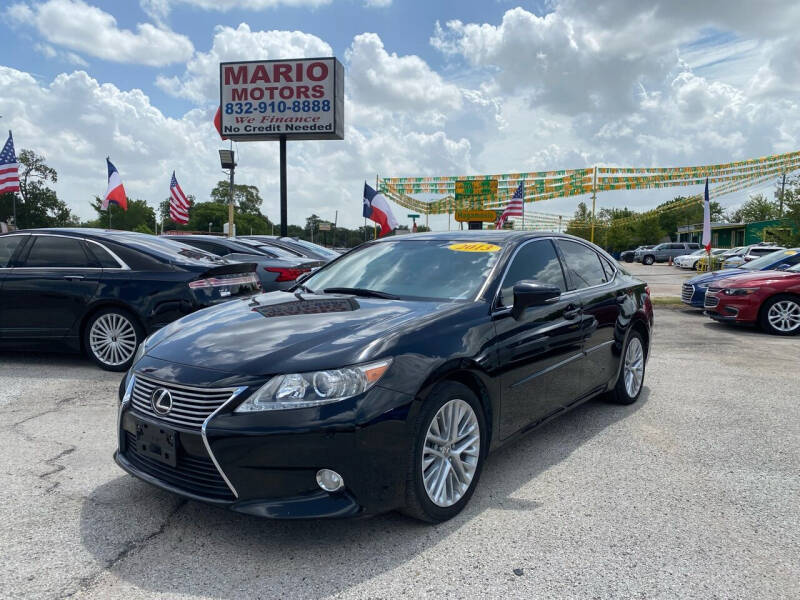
[130,374,240,430]
[681,283,694,303]
[704,293,719,309]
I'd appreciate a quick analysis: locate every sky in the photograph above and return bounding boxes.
[2,0,799,230]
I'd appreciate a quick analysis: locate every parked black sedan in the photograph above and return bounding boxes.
[0,229,260,371]
[116,232,652,522]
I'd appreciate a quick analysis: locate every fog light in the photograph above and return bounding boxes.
[316,469,344,492]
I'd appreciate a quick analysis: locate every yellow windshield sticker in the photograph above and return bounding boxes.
[448,242,501,253]
[785,250,797,255]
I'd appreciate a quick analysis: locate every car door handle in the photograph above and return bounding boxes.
[63,274,85,281]
[563,305,580,319]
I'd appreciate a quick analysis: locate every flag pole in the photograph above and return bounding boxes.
[521,179,525,230]
[375,172,379,240]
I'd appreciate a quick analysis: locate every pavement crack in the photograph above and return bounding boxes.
[60,498,187,599]
[40,446,77,493]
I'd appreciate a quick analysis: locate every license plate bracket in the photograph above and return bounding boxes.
[132,418,177,467]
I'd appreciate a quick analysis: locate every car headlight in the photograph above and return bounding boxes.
[131,334,153,366]
[723,288,759,296]
[234,358,393,412]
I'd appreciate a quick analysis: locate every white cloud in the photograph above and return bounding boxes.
[156,24,333,103]
[364,0,391,7]
[7,0,193,66]
[345,33,462,116]
[0,64,472,228]
[140,0,332,21]
[34,43,89,67]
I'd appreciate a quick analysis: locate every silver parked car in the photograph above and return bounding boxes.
[635,242,702,265]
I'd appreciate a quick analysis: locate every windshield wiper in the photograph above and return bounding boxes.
[323,287,399,299]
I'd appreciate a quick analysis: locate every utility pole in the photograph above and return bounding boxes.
[279,136,287,237]
[228,164,235,237]
[779,172,786,218]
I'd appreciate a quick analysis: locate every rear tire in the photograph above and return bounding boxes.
[83,307,143,371]
[606,330,646,405]
[402,381,486,523]
[642,255,655,266]
[759,295,800,336]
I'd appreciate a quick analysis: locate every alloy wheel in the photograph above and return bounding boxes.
[623,336,645,398]
[767,300,800,333]
[422,399,480,507]
[89,313,137,367]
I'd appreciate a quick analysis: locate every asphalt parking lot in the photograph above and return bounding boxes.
[624,262,695,298]
[1,307,798,600]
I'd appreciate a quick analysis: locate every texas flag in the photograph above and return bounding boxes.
[363,182,398,237]
[102,158,127,211]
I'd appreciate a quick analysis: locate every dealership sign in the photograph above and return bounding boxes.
[219,57,344,141]
[454,209,499,223]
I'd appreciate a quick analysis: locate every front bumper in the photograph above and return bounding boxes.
[116,374,418,519]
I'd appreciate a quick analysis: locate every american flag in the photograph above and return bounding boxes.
[0,131,20,195]
[495,181,524,229]
[169,171,190,224]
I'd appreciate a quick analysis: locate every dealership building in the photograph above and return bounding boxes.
[676,217,797,248]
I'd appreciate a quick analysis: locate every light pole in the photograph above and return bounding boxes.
[208,222,212,233]
[218,149,236,237]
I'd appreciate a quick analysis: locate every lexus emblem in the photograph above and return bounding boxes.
[151,388,173,415]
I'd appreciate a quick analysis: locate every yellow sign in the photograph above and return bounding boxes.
[454,209,498,222]
[448,242,501,253]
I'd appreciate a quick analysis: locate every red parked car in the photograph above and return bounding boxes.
[704,262,800,335]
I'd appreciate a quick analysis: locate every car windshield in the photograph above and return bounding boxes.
[743,249,798,271]
[282,238,339,259]
[251,244,297,258]
[109,233,223,265]
[303,239,503,300]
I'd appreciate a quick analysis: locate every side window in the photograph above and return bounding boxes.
[557,240,608,289]
[498,240,566,307]
[22,236,91,268]
[86,243,123,268]
[600,255,617,280]
[670,244,684,250]
[0,235,26,267]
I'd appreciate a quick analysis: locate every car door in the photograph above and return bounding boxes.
[492,239,584,439]
[556,239,622,399]
[0,234,100,340]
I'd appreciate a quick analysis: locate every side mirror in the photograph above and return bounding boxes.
[511,280,561,320]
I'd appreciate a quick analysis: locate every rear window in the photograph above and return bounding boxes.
[282,238,339,259]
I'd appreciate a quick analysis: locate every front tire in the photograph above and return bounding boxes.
[759,295,800,336]
[642,255,655,265]
[83,307,143,371]
[607,330,646,405]
[402,382,486,523]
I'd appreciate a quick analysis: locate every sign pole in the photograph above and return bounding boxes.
[590,166,597,243]
[227,162,235,237]
[279,135,287,237]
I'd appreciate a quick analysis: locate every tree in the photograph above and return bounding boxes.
[210,181,264,215]
[185,201,272,235]
[565,202,593,241]
[726,193,780,223]
[657,196,723,240]
[0,149,78,228]
[88,197,155,231]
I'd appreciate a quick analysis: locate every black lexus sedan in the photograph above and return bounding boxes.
[116,232,653,522]
[0,229,260,371]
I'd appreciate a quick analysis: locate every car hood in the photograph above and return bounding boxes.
[687,268,748,285]
[145,291,455,376]
[714,270,800,288]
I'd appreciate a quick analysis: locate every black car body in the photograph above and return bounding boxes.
[0,229,260,370]
[163,234,318,291]
[620,245,653,263]
[116,232,653,521]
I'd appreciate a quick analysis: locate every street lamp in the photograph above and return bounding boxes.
[218,149,236,237]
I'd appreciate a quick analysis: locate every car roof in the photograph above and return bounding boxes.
[371,230,561,244]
